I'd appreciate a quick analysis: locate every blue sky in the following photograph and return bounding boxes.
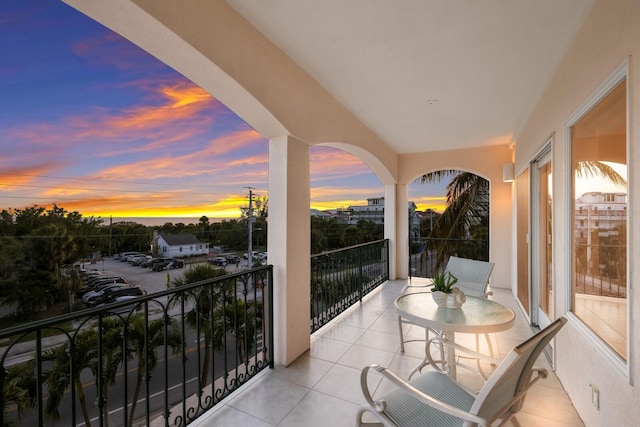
[0,0,446,219]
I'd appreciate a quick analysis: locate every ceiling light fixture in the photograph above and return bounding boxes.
[426,99,439,105]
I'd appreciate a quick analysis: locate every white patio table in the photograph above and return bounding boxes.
[395,292,515,380]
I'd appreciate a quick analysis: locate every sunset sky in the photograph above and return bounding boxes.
[0,1,446,222]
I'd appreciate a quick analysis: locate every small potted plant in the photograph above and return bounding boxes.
[430,271,465,308]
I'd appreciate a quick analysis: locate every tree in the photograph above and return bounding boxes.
[225,299,263,362]
[419,162,626,268]
[43,330,96,426]
[170,264,231,387]
[419,171,489,267]
[126,314,183,427]
[240,196,268,221]
[89,317,126,427]
[2,360,37,425]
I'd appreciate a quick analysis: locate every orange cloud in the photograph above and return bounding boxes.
[92,128,266,182]
[0,164,67,191]
[107,83,213,130]
[7,80,217,156]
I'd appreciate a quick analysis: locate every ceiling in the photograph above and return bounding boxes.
[226,0,596,154]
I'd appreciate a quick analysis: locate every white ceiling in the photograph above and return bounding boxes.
[226,0,595,154]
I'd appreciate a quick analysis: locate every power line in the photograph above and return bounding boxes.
[0,182,236,197]
[0,171,253,191]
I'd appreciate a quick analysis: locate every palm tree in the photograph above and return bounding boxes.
[43,330,96,426]
[170,264,232,387]
[419,171,489,267]
[90,317,126,427]
[419,162,626,268]
[126,314,183,427]
[226,299,263,362]
[2,360,37,425]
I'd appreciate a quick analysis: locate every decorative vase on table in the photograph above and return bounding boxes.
[432,287,466,309]
[430,270,465,309]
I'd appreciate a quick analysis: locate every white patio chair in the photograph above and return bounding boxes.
[358,317,567,427]
[398,257,495,358]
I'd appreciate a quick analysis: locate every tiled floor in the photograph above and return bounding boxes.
[193,278,584,426]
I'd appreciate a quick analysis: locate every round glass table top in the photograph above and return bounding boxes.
[395,292,515,334]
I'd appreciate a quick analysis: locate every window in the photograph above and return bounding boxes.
[570,75,627,361]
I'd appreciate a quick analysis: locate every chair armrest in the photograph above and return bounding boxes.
[427,337,502,368]
[401,284,432,293]
[360,364,489,426]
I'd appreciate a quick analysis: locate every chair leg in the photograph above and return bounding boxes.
[472,332,496,380]
[398,315,405,353]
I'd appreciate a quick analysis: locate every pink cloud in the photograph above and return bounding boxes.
[310,147,371,178]
[90,128,266,182]
[7,80,218,156]
[0,163,68,191]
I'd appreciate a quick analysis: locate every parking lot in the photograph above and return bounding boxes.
[80,256,247,296]
[81,257,190,296]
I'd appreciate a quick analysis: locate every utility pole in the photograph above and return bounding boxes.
[245,187,255,269]
[109,215,113,257]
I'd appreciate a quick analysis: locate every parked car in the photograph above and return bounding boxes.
[119,252,141,262]
[224,254,241,264]
[243,251,259,259]
[130,255,152,266]
[82,284,131,304]
[77,277,127,297]
[152,258,184,271]
[97,297,141,314]
[86,285,145,307]
[127,254,147,265]
[208,257,227,266]
[141,257,168,268]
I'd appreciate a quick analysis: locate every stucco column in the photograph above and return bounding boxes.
[384,184,397,279]
[386,184,409,279]
[268,135,311,366]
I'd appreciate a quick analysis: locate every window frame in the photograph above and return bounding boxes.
[563,59,630,379]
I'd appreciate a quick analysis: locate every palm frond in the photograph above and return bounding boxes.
[417,170,460,184]
[575,161,626,186]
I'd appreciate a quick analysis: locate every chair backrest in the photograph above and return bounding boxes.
[444,256,494,297]
[470,317,567,424]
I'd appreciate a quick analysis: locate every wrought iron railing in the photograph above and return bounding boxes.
[0,266,273,427]
[310,239,389,332]
[574,242,627,298]
[409,237,489,278]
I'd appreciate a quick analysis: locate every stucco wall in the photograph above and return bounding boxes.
[513,0,639,424]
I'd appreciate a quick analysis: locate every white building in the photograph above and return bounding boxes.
[574,192,627,278]
[154,233,209,258]
[338,197,421,239]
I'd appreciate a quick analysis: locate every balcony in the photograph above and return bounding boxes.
[0,244,582,426]
[192,278,583,427]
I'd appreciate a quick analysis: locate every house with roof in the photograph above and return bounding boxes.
[153,233,209,258]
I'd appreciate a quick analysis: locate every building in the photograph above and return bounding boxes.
[574,192,627,283]
[52,1,640,425]
[338,197,421,239]
[153,233,209,258]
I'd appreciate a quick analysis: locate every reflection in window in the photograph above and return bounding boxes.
[571,80,627,360]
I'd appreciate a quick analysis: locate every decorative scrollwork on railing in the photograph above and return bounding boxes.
[310,239,389,332]
[0,265,273,427]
